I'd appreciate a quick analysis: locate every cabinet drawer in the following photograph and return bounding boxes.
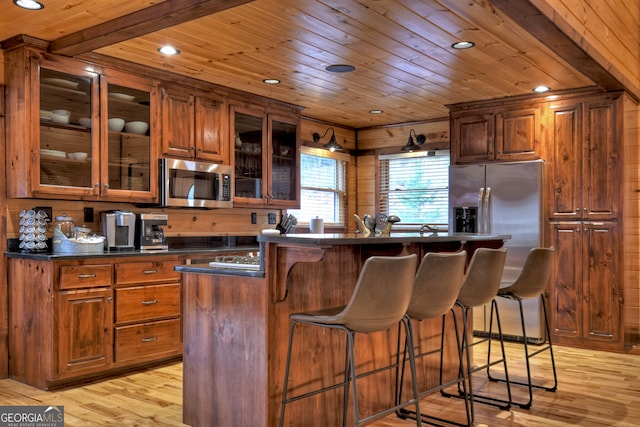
[115,259,180,285]
[115,318,181,363]
[59,264,112,289]
[116,283,180,323]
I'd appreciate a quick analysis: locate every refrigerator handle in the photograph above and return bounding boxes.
[478,187,485,233]
[484,187,491,233]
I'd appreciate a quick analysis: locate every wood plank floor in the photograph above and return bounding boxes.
[1,342,639,426]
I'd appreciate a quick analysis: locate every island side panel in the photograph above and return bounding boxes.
[182,272,268,427]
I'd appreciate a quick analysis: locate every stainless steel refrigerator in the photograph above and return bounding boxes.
[449,160,545,343]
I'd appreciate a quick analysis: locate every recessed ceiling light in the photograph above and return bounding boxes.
[451,41,475,50]
[13,0,44,10]
[263,79,281,85]
[158,45,180,55]
[369,110,383,114]
[533,85,551,93]
[325,64,356,73]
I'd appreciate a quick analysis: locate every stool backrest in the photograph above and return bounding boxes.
[457,248,507,308]
[407,251,467,320]
[338,254,417,333]
[502,247,554,299]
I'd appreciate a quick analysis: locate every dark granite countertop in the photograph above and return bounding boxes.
[256,232,511,245]
[4,245,260,261]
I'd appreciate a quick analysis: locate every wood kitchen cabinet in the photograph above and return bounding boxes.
[545,92,629,352]
[450,103,540,164]
[231,102,300,208]
[7,255,182,390]
[549,221,621,351]
[57,286,114,376]
[548,95,620,221]
[160,84,229,164]
[2,37,158,202]
[114,259,182,364]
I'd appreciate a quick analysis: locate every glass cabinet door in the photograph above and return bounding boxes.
[234,110,265,201]
[105,81,152,193]
[270,117,298,203]
[39,67,96,190]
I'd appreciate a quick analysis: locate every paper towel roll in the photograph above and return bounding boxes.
[309,217,324,233]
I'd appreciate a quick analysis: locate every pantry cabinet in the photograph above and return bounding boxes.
[2,38,158,202]
[450,104,540,164]
[160,84,229,164]
[7,255,181,390]
[231,102,300,208]
[545,92,627,351]
[548,221,621,350]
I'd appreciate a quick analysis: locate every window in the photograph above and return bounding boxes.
[288,146,349,226]
[378,150,450,226]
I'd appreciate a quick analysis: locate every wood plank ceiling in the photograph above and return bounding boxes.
[1,0,600,128]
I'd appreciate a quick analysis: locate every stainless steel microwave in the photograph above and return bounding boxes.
[159,158,233,208]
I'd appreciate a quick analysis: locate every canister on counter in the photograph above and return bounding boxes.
[309,216,324,233]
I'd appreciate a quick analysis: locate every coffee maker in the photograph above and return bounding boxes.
[101,210,136,251]
[137,213,169,251]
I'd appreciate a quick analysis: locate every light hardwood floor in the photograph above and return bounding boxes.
[1,342,639,426]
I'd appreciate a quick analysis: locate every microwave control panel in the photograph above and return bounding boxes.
[221,174,231,201]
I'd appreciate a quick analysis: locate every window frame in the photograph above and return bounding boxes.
[377,149,450,230]
[288,146,350,227]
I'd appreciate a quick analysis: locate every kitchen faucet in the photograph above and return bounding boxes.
[420,224,439,235]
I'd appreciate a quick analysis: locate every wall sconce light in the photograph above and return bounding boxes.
[312,127,344,152]
[401,129,426,152]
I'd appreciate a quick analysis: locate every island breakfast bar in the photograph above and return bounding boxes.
[178,233,509,427]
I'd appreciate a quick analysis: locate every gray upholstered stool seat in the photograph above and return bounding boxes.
[491,247,558,409]
[442,247,511,419]
[395,251,472,427]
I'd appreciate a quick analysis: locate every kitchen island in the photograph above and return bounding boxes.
[178,233,509,427]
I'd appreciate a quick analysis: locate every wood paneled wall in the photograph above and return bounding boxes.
[299,119,358,231]
[355,120,450,218]
[0,85,8,379]
[622,94,640,344]
[5,199,281,240]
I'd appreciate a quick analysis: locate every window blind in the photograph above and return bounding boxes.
[378,150,450,225]
[289,147,348,226]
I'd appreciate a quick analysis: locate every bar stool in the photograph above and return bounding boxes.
[279,254,422,427]
[395,251,472,427]
[444,247,511,416]
[489,247,558,409]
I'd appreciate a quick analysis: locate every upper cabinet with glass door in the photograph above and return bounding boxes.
[269,115,299,206]
[233,107,265,205]
[2,39,156,202]
[101,69,156,201]
[37,62,99,198]
[231,103,300,208]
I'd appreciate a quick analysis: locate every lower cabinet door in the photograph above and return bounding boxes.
[57,287,114,377]
[115,318,181,363]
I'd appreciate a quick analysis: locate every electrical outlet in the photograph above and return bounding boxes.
[251,212,257,224]
[84,207,94,223]
[268,213,277,224]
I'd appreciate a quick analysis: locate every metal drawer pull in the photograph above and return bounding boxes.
[141,299,158,306]
[142,269,158,274]
[77,274,97,279]
[141,337,158,342]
